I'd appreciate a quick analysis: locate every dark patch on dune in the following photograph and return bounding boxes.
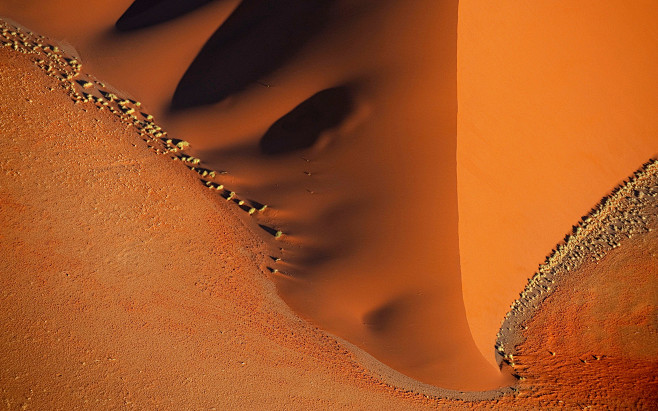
[259,224,281,237]
[363,296,410,333]
[115,0,217,31]
[172,0,335,109]
[260,86,353,155]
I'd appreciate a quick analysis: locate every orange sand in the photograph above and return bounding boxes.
[0,44,455,410]
[1,0,509,389]
[498,229,658,408]
[1,0,657,404]
[457,0,658,363]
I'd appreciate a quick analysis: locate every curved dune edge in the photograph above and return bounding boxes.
[496,157,658,362]
[0,18,512,406]
[495,157,658,406]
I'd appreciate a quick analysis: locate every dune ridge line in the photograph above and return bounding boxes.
[496,157,658,370]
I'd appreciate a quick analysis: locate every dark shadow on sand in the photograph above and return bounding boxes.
[172,0,336,109]
[116,0,219,31]
[260,86,353,155]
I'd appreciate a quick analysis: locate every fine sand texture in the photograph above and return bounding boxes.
[3,0,657,389]
[1,0,657,408]
[0,0,510,390]
[0,22,517,409]
[0,27,475,410]
[495,159,658,408]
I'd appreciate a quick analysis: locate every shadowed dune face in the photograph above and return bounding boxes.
[1,0,657,393]
[259,86,354,155]
[172,0,509,390]
[172,0,336,109]
[116,0,217,31]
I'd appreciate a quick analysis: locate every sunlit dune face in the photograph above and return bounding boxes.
[457,0,658,362]
[1,0,656,393]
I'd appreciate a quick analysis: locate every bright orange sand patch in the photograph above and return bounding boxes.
[457,0,658,364]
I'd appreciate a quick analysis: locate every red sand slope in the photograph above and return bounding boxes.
[1,0,657,395]
[510,229,658,408]
[0,0,507,389]
[0,44,455,410]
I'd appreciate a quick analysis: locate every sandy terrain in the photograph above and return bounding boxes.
[457,0,658,363]
[495,158,658,408]
[506,228,658,408]
[1,0,657,408]
[0,0,508,390]
[0,25,512,408]
[2,0,657,389]
[0,34,456,410]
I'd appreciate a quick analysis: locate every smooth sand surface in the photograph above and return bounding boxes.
[457,0,658,362]
[1,0,657,405]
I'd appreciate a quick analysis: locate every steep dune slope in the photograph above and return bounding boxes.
[0,39,476,409]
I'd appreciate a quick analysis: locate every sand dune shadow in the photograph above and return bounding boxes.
[260,86,354,154]
[172,0,336,109]
[116,0,218,31]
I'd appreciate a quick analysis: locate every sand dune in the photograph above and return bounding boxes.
[457,0,658,364]
[5,0,504,390]
[0,26,506,408]
[1,0,657,407]
[496,159,658,407]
